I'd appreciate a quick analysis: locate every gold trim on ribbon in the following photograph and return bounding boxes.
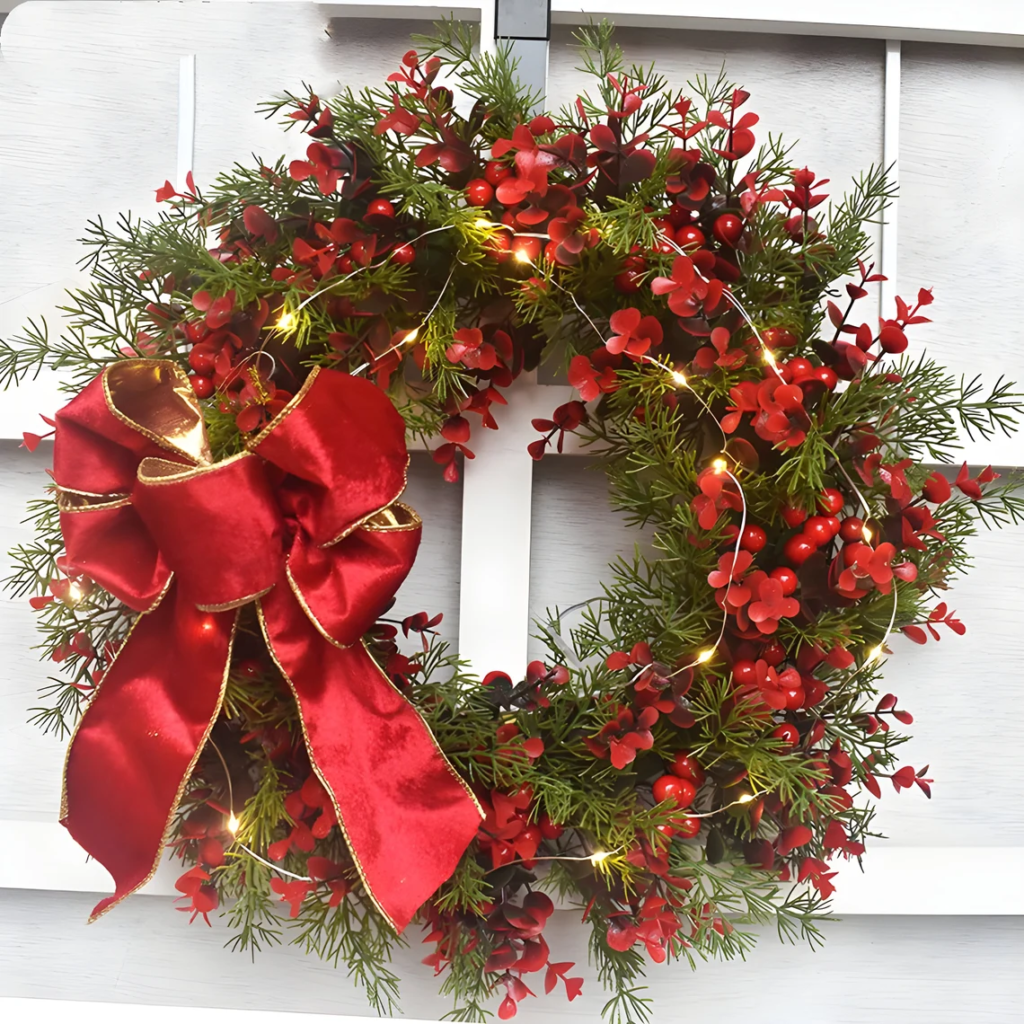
[255,599,399,931]
[102,361,211,466]
[136,451,256,486]
[362,502,422,532]
[86,607,239,923]
[246,365,322,450]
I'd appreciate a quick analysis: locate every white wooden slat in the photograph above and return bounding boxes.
[4,816,1022,915]
[176,54,196,192]
[2,890,1022,1022]
[880,40,901,315]
[547,0,1024,47]
[0,1000,443,1024]
[457,374,572,678]
[898,43,1024,468]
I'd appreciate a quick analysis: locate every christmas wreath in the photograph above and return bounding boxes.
[4,22,1023,1023]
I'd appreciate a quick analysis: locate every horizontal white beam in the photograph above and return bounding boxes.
[549,1,1024,46]
[3,820,1021,915]
[0,998,443,1024]
[317,0,1024,46]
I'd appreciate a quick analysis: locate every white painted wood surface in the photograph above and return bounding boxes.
[1,4,1024,1021]
[1,890,1022,1022]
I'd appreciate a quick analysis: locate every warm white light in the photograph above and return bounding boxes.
[227,813,239,835]
[671,370,688,387]
[66,582,83,604]
[590,850,611,864]
[514,249,532,264]
[696,647,716,664]
[762,347,779,369]
[711,458,728,474]
[737,793,754,804]
[403,327,420,345]
[474,218,494,229]
[861,525,873,543]
[867,644,885,663]
[276,311,297,332]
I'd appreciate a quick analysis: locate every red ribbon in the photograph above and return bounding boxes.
[53,360,481,930]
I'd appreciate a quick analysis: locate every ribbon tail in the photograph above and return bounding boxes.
[61,586,237,921]
[258,583,482,932]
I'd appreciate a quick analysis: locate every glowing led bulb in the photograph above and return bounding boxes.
[696,647,716,664]
[867,644,884,663]
[762,347,779,370]
[711,458,728,474]
[737,793,755,804]
[227,813,239,834]
[590,850,610,864]
[474,218,494,229]
[276,311,297,332]
[861,525,873,543]
[403,327,420,345]
[66,582,83,605]
[671,370,688,387]
[514,248,532,264]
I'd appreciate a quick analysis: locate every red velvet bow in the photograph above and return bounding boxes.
[53,360,481,930]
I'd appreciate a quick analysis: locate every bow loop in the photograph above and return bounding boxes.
[288,504,422,647]
[251,367,409,546]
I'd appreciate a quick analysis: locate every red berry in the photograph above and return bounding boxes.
[465,178,494,207]
[839,516,864,542]
[390,243,416,265]
[783,686,805,711]
[803,516,835,548]
[669,752,705,787]
[676,224,705,249]
[823,515,842,537]
[818,488,845,515]
[189,374,214,399]
[652,775,696,808]
[783,535,816,565]
[713,213,743,246]
[543,241,559,263]
[366,198,395,218]
[188,347,215,375]
[812,365,839,390]
[511,235,541,263]
[785,356,814,381]
[651,218,675,240]
[538,813,564,840]
[740,524,767,552]
[761,326,797,350]
[732,660,757,686]
[769,566,798,595]
[780,504,807,528]
[675,816,701,839]
[761,640,786,667]
[484,160,511,185]
[614,270,642,293]
[771,723,799,747]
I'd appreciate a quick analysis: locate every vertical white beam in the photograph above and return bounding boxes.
[479,0,497,56]
[457,376,572,677]
[458,2,551,679]
[880,39,900,315]
[176,54,196,190]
